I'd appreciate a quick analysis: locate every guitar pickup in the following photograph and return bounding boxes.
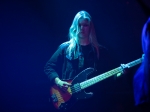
[72,83,81,93]
[51,94,58,103]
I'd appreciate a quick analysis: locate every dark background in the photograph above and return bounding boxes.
[0,0,150,112]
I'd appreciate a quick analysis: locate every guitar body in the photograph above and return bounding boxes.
[50,68,94,111]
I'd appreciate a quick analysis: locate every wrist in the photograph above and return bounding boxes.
[54,77,61,85]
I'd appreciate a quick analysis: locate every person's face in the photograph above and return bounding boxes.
[78,18,90,39]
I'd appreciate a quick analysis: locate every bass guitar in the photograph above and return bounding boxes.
[50,57,142,111]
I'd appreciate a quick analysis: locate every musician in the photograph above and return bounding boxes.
[133,17,150,112]
[44,10,114,112]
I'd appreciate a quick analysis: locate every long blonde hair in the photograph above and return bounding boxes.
[62,11,100,59]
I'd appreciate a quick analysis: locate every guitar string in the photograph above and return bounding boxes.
[54,59,142,103]
[59,71,125,100]
[56,60,141,94]
[55,92,63,100]
[70,86,79,94]
[79,59,140,90]
[80,71,117,89]
[70,68,121,92]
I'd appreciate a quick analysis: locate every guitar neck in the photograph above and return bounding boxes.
[80,58,142,89]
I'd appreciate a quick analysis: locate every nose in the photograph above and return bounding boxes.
[80,25,84,30]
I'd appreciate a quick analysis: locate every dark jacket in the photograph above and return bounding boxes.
[44,43,112,84]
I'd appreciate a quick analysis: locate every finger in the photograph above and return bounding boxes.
[117,73,122,77]
[63,82,71,86]
[62,84,69,88]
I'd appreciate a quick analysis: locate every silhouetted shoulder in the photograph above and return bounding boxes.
[59,41,70,50]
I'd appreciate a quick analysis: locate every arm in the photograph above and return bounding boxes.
[44,45,71,90]
[44,46,64,83]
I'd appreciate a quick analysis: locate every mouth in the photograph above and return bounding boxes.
[79,31,84,34]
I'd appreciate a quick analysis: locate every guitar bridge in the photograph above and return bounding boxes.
[51,94,58,103]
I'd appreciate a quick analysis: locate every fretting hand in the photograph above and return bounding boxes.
[116,64,130,77]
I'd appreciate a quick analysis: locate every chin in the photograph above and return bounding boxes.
[79,36,86,39]
[79,34,86,38]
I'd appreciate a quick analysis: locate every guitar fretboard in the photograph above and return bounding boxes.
[80,58,142,89]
